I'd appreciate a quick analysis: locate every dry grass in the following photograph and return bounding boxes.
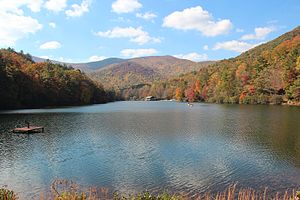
[201,184,298,200]
[2,180,299,200]
[0,188,18,200]
[39,179,109,200]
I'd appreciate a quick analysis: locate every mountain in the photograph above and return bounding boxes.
[124,26,300,104]
[32,56,126,72]
[0,49,113,110]
[89,56,214,90]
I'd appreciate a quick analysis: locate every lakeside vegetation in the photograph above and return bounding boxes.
[0,48,116,110]
[118,27,300,105]
[1,180,299,200]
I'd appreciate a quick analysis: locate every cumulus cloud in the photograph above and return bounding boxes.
[0,12,42,46]
[95,26,160,45]
[213,40,259,53]
[136,12,157,21]
[65,0,91,17]
[174,52,208,62]
[241,27,275,40]
[27,0,44,12]
[0,0,44,13]
[112,0,142,14]
[44,0,67,12]
[121,48,157,58]
[40,41,62,49]
[203,45,209,50]
[49,22,56,28]
[163,6,233,37]
[89,55,107,62]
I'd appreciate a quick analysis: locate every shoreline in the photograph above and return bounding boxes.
[1,99,300,112]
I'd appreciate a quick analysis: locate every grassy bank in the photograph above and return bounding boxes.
[1,180,299,200]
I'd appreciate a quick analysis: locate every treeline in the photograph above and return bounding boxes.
[120,27,300,105]
[0,48,116,110]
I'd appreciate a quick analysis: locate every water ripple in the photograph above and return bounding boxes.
[0,102,300,199]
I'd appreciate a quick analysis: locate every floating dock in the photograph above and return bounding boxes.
[12,126,44,133]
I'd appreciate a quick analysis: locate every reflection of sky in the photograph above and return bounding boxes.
[0,102,300,199]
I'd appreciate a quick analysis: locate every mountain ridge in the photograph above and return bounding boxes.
[89,56,215,90]
[33,55,213,73]
[32,56,127,72]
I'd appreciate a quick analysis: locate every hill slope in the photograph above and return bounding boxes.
[0,49,112,109]
[32,56,126,72]
[129,26,300,104]
[89,56,214,90]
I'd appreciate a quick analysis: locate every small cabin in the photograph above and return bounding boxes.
[145,96,156,101]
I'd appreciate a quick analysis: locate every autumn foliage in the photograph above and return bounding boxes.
[0,48,112,109]
[117,26,300,104]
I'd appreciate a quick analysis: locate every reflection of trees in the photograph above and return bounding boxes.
[221,105,300,167]
[259,107,300,165]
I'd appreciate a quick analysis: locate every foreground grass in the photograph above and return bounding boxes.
[1,180,300,200]
[0,188,17,200]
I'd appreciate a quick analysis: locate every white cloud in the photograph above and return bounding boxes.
[27,0,44,12]
[0,12,42,46]
[136,12,157,21]
[121,48,157,58]
[40,41,62,49]
[213,40,259,53]
[203,45,209,50]
[112,0,142,14]
[0,0,44,13]
[89,55,107,62]
[65,0,91,17]
[44,0,67,12]
[241,27,275,40]
[96,26,161,45]
[163,6,233,37]
[174,52,208,62]
[49,22,56,28]
[40,55,50,59]
[0,0,44,46]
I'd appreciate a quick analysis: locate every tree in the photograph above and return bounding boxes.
[175,87,184,101]
[296,56,300,71]
[195,80,201,93]
[0,48,112,109]
[185,87,195,102]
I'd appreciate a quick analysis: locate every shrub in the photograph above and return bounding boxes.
[257,94,269,104]
[0,188,17,200]
[270,95,284,105]
[228,96,239,104]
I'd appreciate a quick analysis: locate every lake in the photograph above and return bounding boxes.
[0,101,300,199]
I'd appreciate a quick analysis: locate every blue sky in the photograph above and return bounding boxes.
[1,0,300,63]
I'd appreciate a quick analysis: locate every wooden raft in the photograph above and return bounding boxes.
[12,126,44,133]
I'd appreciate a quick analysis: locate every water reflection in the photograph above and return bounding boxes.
[0,102,299,199]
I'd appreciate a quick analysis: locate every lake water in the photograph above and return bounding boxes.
[0,101,300,199]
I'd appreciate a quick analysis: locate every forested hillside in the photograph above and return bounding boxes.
[122,27,300,104]
[90,56,214,91]
[0,48,113,110]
